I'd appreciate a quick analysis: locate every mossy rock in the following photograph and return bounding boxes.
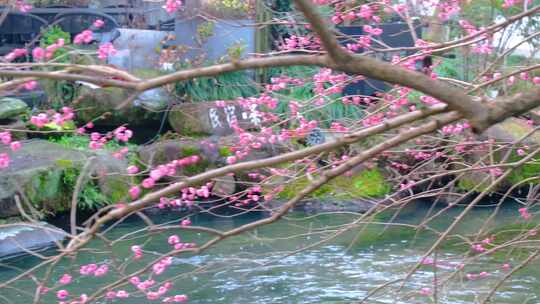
[0,98,28,120]
[278,167,391,200]
[0,140,130,218]
[168,101,263,137]
[456,118,540,192]
[138,139,213,176]
[74,86,163,126]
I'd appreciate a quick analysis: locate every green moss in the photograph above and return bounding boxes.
[168,110,210,137]
[218,146,233,157]
[457,177,489,192]
[352,168,391,197]
[49,135,138,164]
[279,168,391,200]
[106,178,129,203]
[26,169,65,211]
[180,146,200,157]
[506,151,540,186]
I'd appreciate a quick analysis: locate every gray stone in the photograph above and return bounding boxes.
[0,223,65,260]
[110,29,170,70]
[168,101,263,136]
[0,140,129,218]
[74,85,166,126]
[0,98,28,120]
[483,117,540,145]
[136,88,169,112]
[456,118,540,192]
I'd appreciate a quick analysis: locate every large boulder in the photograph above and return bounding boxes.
[0,97,28,120]
[139,136,290,169]
[74,85,168,127]
[457,118,540,192]
[168,101,264,136]
[0,140,130,218]
[0,223,65,260]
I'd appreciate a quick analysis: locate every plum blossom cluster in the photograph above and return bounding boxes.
[87,126,133,151]
[440,122,471,135]
[74,30,93,45]
[127,156,202,201]
[485,72,540,86]
[502,0,532,9]
[79,263,109,277]
[0,132,21,169]
[97,43,118,61]
[313,68,349,96]
[167,235,196,251]
[265,76,304,91]
[14,0,32,12]
[157,184,213,209]
[330,3,380,25]
[279,34,321,51]
[436,0,461,20]
[457,20,493,54]
[341,95,371,106]
[30,107,75,128]
[466,271,490,280]
[164,0,183,14]
[227,185,263,207]
[519,207,532,220]
[3,48,27,62]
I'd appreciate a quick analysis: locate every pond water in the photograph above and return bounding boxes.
[0,200,538,304]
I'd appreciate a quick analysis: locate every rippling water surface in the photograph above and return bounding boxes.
[0,200,538,303]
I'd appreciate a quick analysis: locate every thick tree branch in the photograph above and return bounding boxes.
[65,104,450,251]
[293,0,352,63]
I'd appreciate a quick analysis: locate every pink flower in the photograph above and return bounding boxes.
[174,295,188,302]
[1,132,12,145]
[116,290,129,298]
[93,19,105,28]
[519,207,532,220]
[129,186,141,199]
[142,178,156,189]
[131,245,143,259]
[181,219,191,226]
[147,291,160,300]
[471,244,486,252]
[58,274,72,285]
[56,289,69,300]
[32,47,45,60]
[74,30,93,45]
[127,165,139,174]
[23,80,38,91]
[79,263,97,276]
[0,153,10,169]
[106,291,116,299]
[97,43,117,61]
[419,287,431,296]
[502,263,511,271]
[168,235,180,245]
[533,77,540,85]
[226,156,237,165]
[163,0,183,14]
[94,265,108,277]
